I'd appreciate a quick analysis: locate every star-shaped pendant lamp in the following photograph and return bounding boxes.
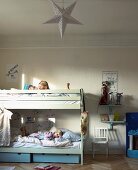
[43,0,82,38]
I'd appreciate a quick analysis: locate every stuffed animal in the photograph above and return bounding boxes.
[44,131,54,140]
[99,81,110,105]
[81,111,88,135]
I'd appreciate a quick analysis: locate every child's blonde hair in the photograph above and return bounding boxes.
[55,129,63,136]
[53,129,63,138]
[39,80,49,89]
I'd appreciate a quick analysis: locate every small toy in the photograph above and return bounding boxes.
[44,132,54,140]
[109,92,114,104]
[116,92,123,105]
[67,82,70,90]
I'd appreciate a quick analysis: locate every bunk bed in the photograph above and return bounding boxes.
[0,89,85,164]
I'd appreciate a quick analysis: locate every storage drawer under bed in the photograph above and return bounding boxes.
[33,154,80,163]
[0,153,31,162]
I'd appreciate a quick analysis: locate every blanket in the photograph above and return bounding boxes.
[13,135,71,147]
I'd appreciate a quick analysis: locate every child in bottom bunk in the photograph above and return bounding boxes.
[14,129,80,147]
[53,130,63,138]
[41,129,71,147]
[44,130,63,140]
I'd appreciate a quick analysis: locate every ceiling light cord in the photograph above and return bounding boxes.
[62,0,64,9]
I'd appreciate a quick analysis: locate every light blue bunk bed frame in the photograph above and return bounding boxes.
[0,89,84,164]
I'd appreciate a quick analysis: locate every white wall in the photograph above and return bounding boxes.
[0,47,138,154]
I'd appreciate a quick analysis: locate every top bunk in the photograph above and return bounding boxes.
[0,89,84,110]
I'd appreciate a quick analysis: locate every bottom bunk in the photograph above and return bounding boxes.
[0,127,84,164]
[0,128,84,164]
[0,146,82,164]
[0,106,87,165]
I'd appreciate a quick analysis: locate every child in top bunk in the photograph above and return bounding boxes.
[26,81,49,90]
[38,80,49,90]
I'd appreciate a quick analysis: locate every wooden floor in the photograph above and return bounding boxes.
[0,154,138,170]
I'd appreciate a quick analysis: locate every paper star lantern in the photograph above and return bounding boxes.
[43,0,82,38]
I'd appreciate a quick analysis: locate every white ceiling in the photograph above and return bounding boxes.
[0,0,138,47]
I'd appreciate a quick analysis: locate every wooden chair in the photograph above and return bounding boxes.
[92,127,109,158]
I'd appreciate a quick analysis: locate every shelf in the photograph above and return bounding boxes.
[99,104,121,107]
[98,104,123,129]
[101,120,125,129]
[102,121,125,123]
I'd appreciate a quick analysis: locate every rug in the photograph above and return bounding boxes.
[0,166,15,170]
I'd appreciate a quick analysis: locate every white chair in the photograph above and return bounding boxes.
[92,127,109,158]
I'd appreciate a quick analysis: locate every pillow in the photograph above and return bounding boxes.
[62,130,81,142]
[59,128,69,133]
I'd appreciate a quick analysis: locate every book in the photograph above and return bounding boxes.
[34,163,50,170]
[49,166,61,170]
[34,164,61,170]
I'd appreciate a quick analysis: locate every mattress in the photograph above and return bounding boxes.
[0,90,81,109]
[11,141,81,149]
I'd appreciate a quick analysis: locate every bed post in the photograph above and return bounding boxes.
[80,88,84,165]
[80,88,85,113]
